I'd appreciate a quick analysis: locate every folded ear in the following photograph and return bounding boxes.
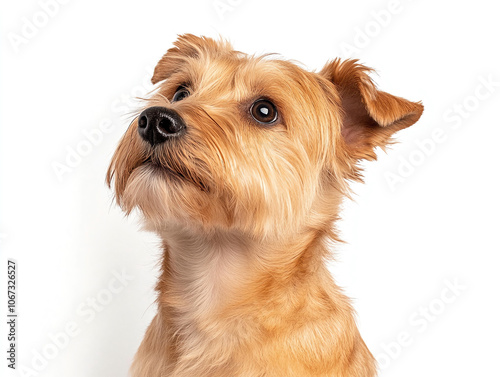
[320,59,423,160]
[151,34,232,85]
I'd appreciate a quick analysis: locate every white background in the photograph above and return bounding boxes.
[1,0,499,376]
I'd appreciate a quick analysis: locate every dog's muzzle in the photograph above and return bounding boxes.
[138,106,186,146]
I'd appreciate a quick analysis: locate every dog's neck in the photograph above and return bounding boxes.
[157,224,253,317]
[155,222,333,326]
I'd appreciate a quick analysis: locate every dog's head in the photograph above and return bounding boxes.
[107,34,422,239]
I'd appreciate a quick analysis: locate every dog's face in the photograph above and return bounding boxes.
[107,35,422,239]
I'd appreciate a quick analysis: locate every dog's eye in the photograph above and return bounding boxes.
[250,99,278,124]
[172,86,190,102]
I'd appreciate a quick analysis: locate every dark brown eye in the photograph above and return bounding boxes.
[172,86,190,102]
[250,99,278,124]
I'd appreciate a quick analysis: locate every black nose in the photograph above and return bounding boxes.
[137,106,186,146]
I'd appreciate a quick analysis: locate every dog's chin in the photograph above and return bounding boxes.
[119,162,216,229]
[141,159,184,184]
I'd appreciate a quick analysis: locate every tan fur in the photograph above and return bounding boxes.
[107,34,423,376]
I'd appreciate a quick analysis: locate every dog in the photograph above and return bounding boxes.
[107,34,423,377]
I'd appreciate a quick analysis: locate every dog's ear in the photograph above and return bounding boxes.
[320,59,423,160]
[151,34,232,84]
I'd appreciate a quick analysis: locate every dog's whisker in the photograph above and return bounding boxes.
[157,92,171,104]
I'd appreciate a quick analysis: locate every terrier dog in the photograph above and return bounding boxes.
[107,34,423,377]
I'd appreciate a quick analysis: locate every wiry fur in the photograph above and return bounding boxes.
[107,34,423,377]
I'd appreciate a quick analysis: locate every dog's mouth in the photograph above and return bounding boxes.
[142,157,209,192]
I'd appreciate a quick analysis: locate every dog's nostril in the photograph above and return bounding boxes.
[138,116,148,129]
[159,118,180,134]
